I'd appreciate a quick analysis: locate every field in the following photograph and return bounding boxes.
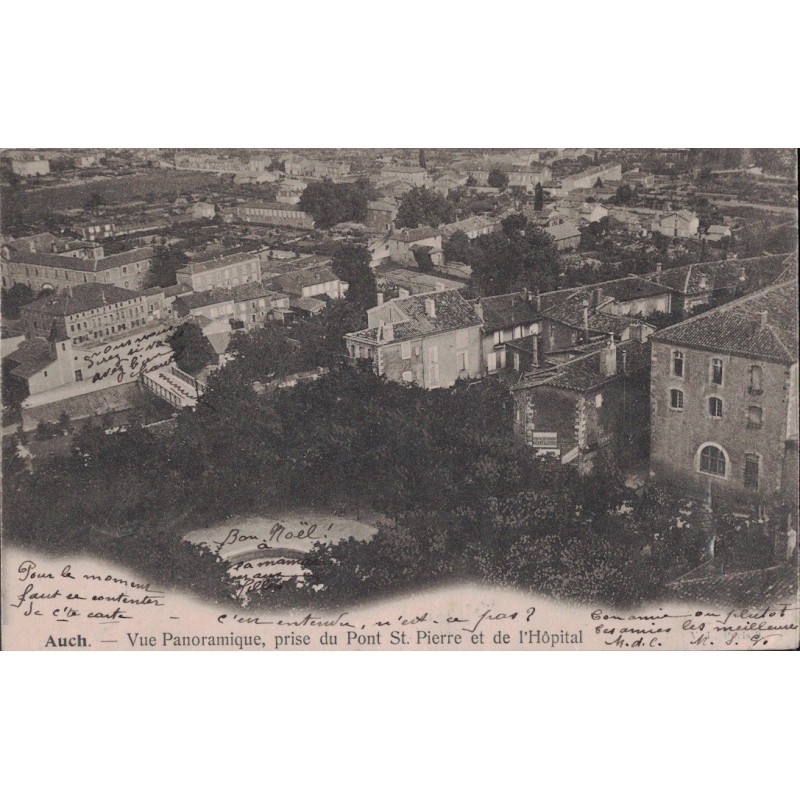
[9,169,236,216]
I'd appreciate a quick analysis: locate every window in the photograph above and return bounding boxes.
[749,365,763,394]
[711,358,723,385]
[748,406,763,428]
[401,341,411,360]
[700,445,726,477]
[493,331,501,346]
[673,350,684,378]
[670,389,684,410]
[744,454,759,489]
[708,397,723,418]
[75,370,83,382]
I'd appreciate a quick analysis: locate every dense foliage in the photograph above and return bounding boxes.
[147,244,188,288]
[470,214,561,296]
[396,187,456,229]
[4,353,725,610]
[298,179,373,228]
[167,321,218,376]
[330,244,377,310]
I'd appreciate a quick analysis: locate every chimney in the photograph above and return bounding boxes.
[425,297,436,318]
[377,292,384,305]
[531,332,539,368]
[600,336,617,377]
[758,311,768,331]
[629,321,649,342]
[592,287,604,308]
[535,289,541,312]
[582,299,590,341]
[475,301,484,321]
[379,322,394,342]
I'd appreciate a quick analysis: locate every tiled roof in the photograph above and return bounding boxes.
[546,222,581,241]
[478,292,540,332]
[540,339,651,393]
[651,278,798,363]
[4,233,63,255]
[181,282,286,311]
[20,282,144,316]
[391,227,441,244]
[382,165,427,173]
[7,339,56,379]
[347,289,481,344]
[667,563,797,607]
[5,246,154,273]
[439,216,499,237]
[652,253,793,296]
[290,296,328,313]
[367,200,398,212]
[382,268,465,293]
[180,251,260,275]
[273,266,341,296]
[92,247,154,269]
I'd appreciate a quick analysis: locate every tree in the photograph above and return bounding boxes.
[331,243,377,311]
[533,182,544,211]
[1,282,35,319]
[488,169,509,190]
[443,229,479,265]
[147,244,188,288]
[613,184,636,205]
[471,220,561,296]
[465,175,478,187]
[395,187,456,229]
[83,192,105,211]
[167,322,218,376]
[298,179,371,228]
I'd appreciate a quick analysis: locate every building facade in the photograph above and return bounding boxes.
[510,334,652,473]
[2,246,155,292]
[234,202,315,229]
[344,290,483,389]
[175,252,262,293]
[649,279,798,505]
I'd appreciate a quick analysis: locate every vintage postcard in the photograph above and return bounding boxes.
[1,147,798,651]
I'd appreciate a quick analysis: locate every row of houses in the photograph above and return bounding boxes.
[344,252,797,506]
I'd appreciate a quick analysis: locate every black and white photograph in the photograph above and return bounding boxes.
[2,145,796,651]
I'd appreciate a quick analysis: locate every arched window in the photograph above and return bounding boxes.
[700,445,726,477]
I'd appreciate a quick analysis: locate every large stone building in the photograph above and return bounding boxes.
[649,278,798,506]
[174,283,290,330]
[19,282,169,347]
[2,246,155,292]
[344,289,483,389]
[234,201,315,229]
[509,332,653,473]
[175,252,262,293]
[651,209,700,238]
[5,282,171,402]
